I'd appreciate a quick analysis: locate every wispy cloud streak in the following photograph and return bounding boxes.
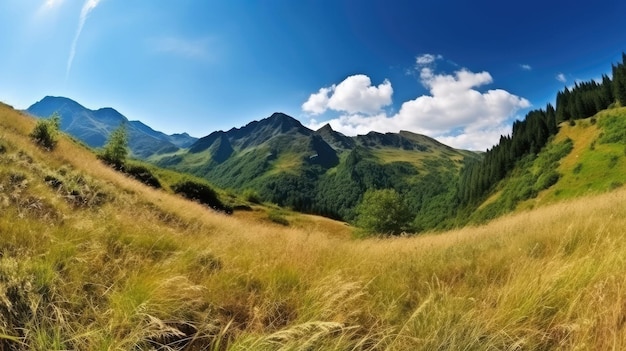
[66,0,102,81]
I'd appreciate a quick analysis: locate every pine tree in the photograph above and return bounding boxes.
[100,123,129,169]
[613,55,626,106]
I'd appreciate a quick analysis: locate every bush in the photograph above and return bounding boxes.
[243,188,262,204]
[535,171,560,191]
[268,210,289,226]
[30,113,60,150]
[124,164,161,189]
[356,189,412,235]
[171,180,232,214]
[99,124,128,169]
[572,163,583,174]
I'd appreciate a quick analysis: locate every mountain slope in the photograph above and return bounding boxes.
[26,96,198,158]
[154,112,479,227]
[470,107,626,222]
[3,101,626,350]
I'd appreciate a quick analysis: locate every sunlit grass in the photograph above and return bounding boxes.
[3,103,626,349]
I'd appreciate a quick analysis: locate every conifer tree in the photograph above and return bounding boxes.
[100,123,128,169]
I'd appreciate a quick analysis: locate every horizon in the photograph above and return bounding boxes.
[2,1,626,150]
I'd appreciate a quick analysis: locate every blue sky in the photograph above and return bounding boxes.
[1,1,625,150]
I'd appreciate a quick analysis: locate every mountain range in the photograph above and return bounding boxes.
[153,112,478,224]
[25,96,479,226]
[26,96,197,158]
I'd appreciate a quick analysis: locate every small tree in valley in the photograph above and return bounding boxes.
[356,188,412,235]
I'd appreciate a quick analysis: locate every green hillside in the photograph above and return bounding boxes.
[152,114,479,231]
[470,107,626,222]
[4,101,626,350]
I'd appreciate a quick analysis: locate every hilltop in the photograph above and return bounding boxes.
[3,101,626,349]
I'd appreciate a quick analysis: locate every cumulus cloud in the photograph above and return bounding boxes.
[66,0,103,81]
[302,74,393,115]
[556,73,567,83]
[303,55,531,150]
[302,87,331,115]
[520,64,532,71]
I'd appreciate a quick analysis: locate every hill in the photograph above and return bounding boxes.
[3,101,626,349]
[154,112,479,228]
[25,96,197,158]
[464,108,625,224]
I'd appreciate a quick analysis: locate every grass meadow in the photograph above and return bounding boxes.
[2,103,626,350]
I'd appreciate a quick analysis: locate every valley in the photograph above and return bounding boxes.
[2,102,626,349]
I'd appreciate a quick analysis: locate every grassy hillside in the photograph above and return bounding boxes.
[471,107,626,222]
[3,102,626,350]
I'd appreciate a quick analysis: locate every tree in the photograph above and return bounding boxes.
[100,123,128,168]
[356,189,412,235]
[30,112,61,150]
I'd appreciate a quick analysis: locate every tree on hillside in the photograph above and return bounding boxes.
[613,54,626,106]
[100,123,128,169]
[30,112,61,150]
[356,189,412,235]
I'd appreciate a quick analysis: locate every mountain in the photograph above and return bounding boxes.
[154,112,480,226]
[26,96,198,158]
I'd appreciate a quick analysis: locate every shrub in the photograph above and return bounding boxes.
[99,124,128,169]
[171,180,232,214]
[268,210,289,226]
[535,171,560,191]
[44,170,108,208]
[243,188,262,204]
[124,164,161,189]
[30,113,61,150]
[598,114,626,144]
[573,163,583,174]
[356,189,412,235]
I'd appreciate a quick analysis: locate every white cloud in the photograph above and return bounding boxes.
[303,57,531,151]
[416,53,442,66]
[153,36,215,60]
[302,87,331,115]
[520,64,532,71]
[302,74,393,115]
[66,0,103,81]
[556,73,567,83]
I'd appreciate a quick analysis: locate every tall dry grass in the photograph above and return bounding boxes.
[2,103,626,349]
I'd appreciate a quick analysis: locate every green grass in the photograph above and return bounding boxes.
[529,109,626,204]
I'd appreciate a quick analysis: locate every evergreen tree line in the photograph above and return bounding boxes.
[458,53,626,205]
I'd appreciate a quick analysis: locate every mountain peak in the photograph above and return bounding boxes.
[317,123,334,133]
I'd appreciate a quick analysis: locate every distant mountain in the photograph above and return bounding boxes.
[154,112,479,225]
[26,96,198,158]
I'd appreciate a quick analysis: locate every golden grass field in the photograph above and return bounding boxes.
[2,103,626,350]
